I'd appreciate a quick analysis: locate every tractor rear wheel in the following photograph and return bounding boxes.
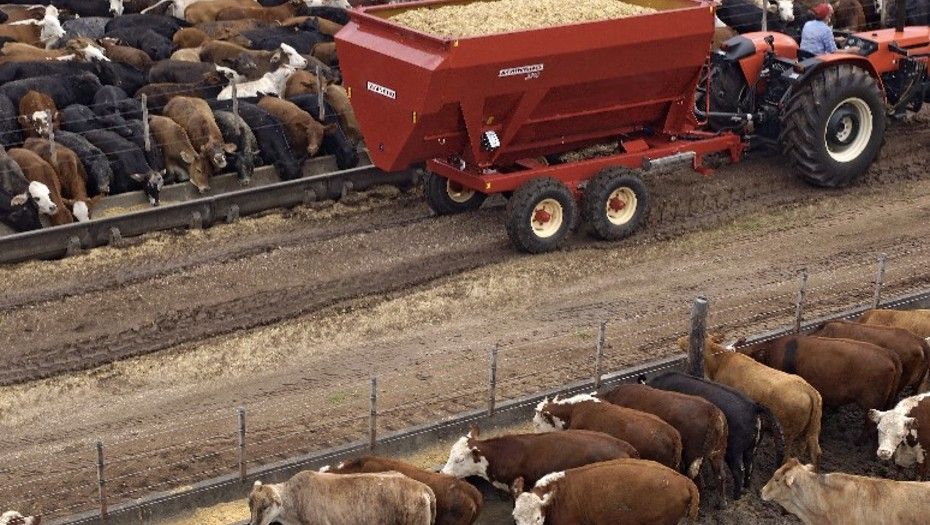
[780,64,885,188]
[424,172,487,215]
[505,178,576,253]
[582,168,649,241]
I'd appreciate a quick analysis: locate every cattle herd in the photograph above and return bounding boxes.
[219,307,930,525]
[0,0,367,233]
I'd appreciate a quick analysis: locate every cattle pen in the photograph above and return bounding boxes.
[7,241,930,525]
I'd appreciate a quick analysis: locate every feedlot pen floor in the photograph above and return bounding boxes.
[6,113,930,521]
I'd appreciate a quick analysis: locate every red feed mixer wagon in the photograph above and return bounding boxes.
[336,0,930,252]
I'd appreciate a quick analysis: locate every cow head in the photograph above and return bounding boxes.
[109,0,125,16]
[215,66,246,84]
[68,39,109,63]
[27,181,56,215]
[131,170,164,206]
[18,110,57,139]
[72,201,89,222]
[869,408,920,461]
[248,481,283,525]
[229,52,258,77]
[440,429,490,480]
[512,474,561,525]
[766,0,794,22]
[182,150,209,193]
[0,511,41,525]
[202,140,235,170]
[533,394,596,432]
[39,6,64,48]
[761,458,813,503]
[279,43,308,69]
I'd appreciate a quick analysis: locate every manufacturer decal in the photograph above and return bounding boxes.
[367,81,396,99]
[499,63,544,80]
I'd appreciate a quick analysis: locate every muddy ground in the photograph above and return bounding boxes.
[3,117,930,521]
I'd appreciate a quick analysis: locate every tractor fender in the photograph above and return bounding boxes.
[732,32,799,85]
[780,55,885,105]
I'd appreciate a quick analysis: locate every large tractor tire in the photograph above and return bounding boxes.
[505,178,576,253]
[582,168,650,241]
[700,61,749,132]
[780,64,885,188]
[424,171,487,215]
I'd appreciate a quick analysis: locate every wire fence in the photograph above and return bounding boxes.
[3,238,929,521]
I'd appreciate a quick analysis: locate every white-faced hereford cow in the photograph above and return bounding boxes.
[17,90,57,139]
[322,456,482,525]
[599,383,728,501]
[248,471,435,525]
[685,335,823,468]
[440,427,637,493]
[869,393,930,479]
[512,459,699,525]
[534,394,682,470]
[762,458,930,525]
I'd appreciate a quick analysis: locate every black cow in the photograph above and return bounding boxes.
[0,94,24,149]
[0,61,96,84]
[54,130,113,195]
[94,86,144,121]
[0,151,41,231]
[148,60,216,84]
[0,72,101,108]
[258,0,288,5]
[646,371,785,499]
[717,0,787,33]
[208,99,301,180]
[105,13,188,39]
[104,28,173,60]
[287,93,359,170]
[55,17,111,47]
[94,61,149,95]
[53,0,124,16]
[82,128,164,204]
[124,119,165,173]
[60,104,110,135]
[213,110,257,184]
[886,0,930,26]
[241,24,330,54]
[306,6,349,25]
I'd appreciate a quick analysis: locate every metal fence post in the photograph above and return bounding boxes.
[488,344,499,416]
[48,125,57,166]
[369,377,378,449]
[237,407,246,482]
[761,1,768,31]
[689,296,709,377]
[96,440,107,522]
[794,271,809,333]
[231,78,239,122]
[141,94,151,152]
[594,321,607,391]
[873,253,887,309]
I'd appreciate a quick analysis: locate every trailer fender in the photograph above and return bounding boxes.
[732,32,799,85]
[782,55,885,105]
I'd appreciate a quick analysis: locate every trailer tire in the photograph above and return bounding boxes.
[780,64,885,188]
[424,172,487,215]
[506,178,575,253]
[583,169,649,241]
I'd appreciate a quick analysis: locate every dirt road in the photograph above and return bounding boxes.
[3,120,930,519]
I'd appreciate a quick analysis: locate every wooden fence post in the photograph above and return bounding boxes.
[873,253,887,309]
[794,270,808,333]
[141,94,151,152]
[96,440,107,522]
[488,344,499,416]
[237,407,246,482]
[369,377,378,450]
[689,296,708,377]
[594,321,607,391]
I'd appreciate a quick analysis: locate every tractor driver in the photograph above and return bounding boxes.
[800,3,859,55]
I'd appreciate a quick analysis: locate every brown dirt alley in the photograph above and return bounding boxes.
[2,119,930,520]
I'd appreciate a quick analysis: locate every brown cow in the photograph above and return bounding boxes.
[285,69,323,97]
[280,15,344,36]
[148,115,208,192]
[813,320,930,392]
[0,5,46,23]
[600,383,729,500]
[172,27,211,48]
[200,40,301,77]
[0,5,64,48]
[685,335,823,468]
[170,47,202,62]
[860,308,930,338]
[17,90,57,139]
[512,459,699,525]
[135,71,227,109]
[832,0,866,30]
[324,84,362,145]
[8,148,72,225]
[248,471,436,525]
[0,39,107,63]
[164,96,236,172]
[311,41,337,65]
[193,18,272,40]
[534,394,682,469]
[257,96,327,157]
[744,335,902,443]
[323,456,482,525]
[184,0,260,23]
[762,458,930,524]
[22,138,92,222]
[99,38,153,70]
[215,0,309,22]
[440,427,638,492]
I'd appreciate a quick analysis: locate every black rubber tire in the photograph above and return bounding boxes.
[505,178,576,253]
[780,64,885,188]
[582,168,650,241]
[424,172,487,215]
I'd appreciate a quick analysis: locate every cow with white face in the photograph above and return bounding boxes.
[109,0,125,16]
[26,181,56,216]
[869,392,930,479]
[0,511,40,525]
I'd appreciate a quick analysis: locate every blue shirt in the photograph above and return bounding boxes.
[800,20,837,55]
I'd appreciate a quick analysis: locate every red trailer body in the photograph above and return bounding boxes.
[335,0,744,251]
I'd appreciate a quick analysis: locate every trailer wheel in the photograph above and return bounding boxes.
[505,178,575,253]
[583,169,649,241]
[780,64,885,188]
[424,172,487,215]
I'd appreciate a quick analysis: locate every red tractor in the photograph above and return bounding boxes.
[336,0,922,253]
